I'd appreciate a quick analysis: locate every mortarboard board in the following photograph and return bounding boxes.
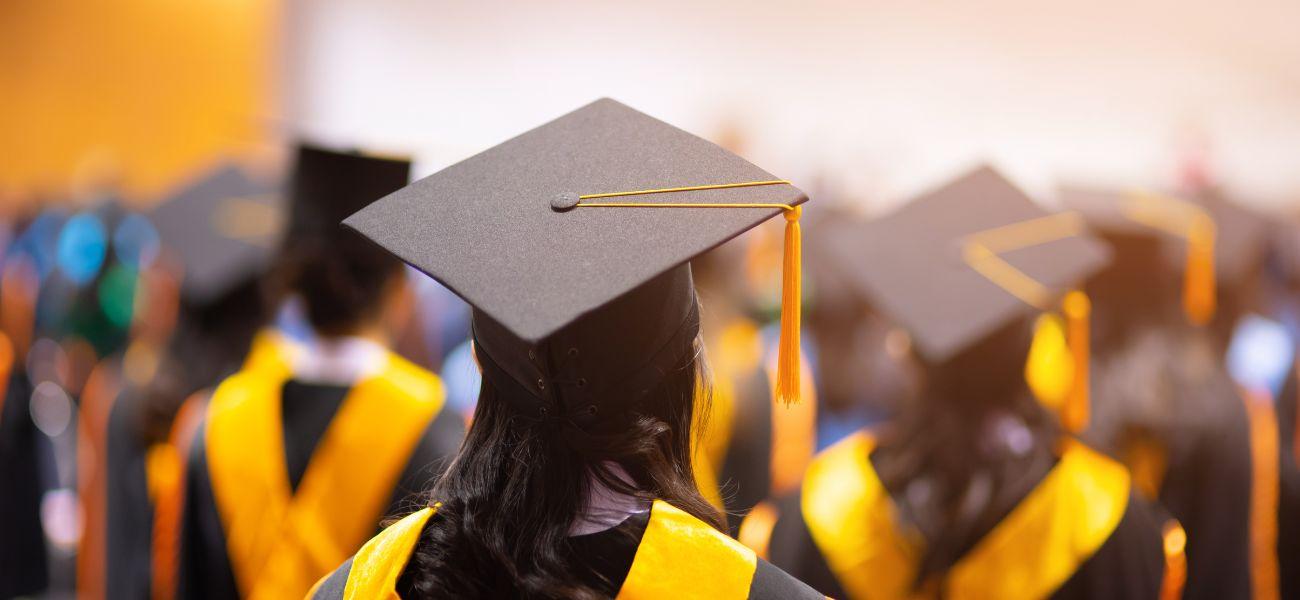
[287,145,411,240]
[824,167,1109,363]
[150,165,282,305]
[1059,185,1241,325]
[344,98,807,427]
[822,167,1109,432]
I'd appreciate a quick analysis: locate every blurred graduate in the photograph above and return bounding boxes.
[74,162,284,599]
[1063,185,1284,600]
[173,146,464,599]
[750,167,1173,599]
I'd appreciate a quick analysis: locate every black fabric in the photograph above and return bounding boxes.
[384,408,464,518]
[767,492,848,599]
[748,557,825,600]
[1053,492,1166,600]
[176,424,240,600]
[566,510,650,596]
[767,476,1165,599]
[718,365,774,535]
[288,145,411,239]
[343,98,807,347]
[0,372,49,599]
[310,557,353,600]
[1280,363,1300,600]
[823,166,1111,363]
[104,390,157,600]
[176,380,460,600]
[149,163,283,304]
[1158,387,1253,600]
[280,381,349,491]
[470,265,701,429]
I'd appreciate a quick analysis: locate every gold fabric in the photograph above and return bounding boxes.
[206,349,444,599]
[618,500,758,599]
[332,500,757,599]
[802,431,1130,599]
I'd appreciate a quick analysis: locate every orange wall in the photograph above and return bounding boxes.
[0,0,277,205]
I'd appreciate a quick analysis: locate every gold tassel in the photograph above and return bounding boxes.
[1183,213,1216,326]
[776,206,802,405]
[1062,291,1090,434]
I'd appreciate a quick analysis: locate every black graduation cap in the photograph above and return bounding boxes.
[287,144,411,240]
[1057,185,1261,324]
[1191,189,1269,288]
[344,98,808,426]
[821,166,1110,364]
[150,163,282,305]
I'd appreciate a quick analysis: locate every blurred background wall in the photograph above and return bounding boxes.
[0,0,277,204]
[3,0,1299,208]
[280,0,1300,211]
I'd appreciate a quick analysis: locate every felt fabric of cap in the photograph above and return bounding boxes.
[149,163,282,305]
[343,98,808,425]
[822,166,1109,364]
[288,144,411,240]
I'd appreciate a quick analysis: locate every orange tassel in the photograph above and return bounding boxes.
[1062,291,1090,434]
[776,206,802,405]
[1183,213,1216,326]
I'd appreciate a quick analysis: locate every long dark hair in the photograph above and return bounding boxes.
[873,318,1061,589]
[399,338,721,599]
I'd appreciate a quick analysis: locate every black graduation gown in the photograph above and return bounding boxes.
[763,434,1167,600]
[311,504,823,599]
[0,371,49,599]
[717,363,776,534]
[1155,379,1254,600]
[175,379,464,600]
[102,388,158,599]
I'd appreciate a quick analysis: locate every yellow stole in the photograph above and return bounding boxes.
[329,500,761,599]
[801,431,1130,599]
[151,329,301,600]
[205,349,445,599]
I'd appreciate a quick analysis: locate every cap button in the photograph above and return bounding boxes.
[551,192,581,212]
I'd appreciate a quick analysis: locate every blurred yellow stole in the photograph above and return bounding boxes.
[206,350,443,599]
[331,500,760,599]
[801,431,1129,599]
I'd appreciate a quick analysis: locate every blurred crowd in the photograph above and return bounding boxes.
[0,104,1298,600]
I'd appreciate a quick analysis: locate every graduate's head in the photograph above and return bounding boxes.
[277,145,411,338]
[822,167,1109,411]
[341,99,808,596]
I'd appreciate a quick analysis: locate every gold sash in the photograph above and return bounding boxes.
[329,499,759,599]
[802,431,1130,599]
[1241,388,1280,600]
[206,350,444,599]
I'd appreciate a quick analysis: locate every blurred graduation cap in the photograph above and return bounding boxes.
[824,167,1108,363]
[1059,186,1266,325]
[286,145,411,240]
[150,164,282,305]
[344,98,808,426]
[821,167,1109,431]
